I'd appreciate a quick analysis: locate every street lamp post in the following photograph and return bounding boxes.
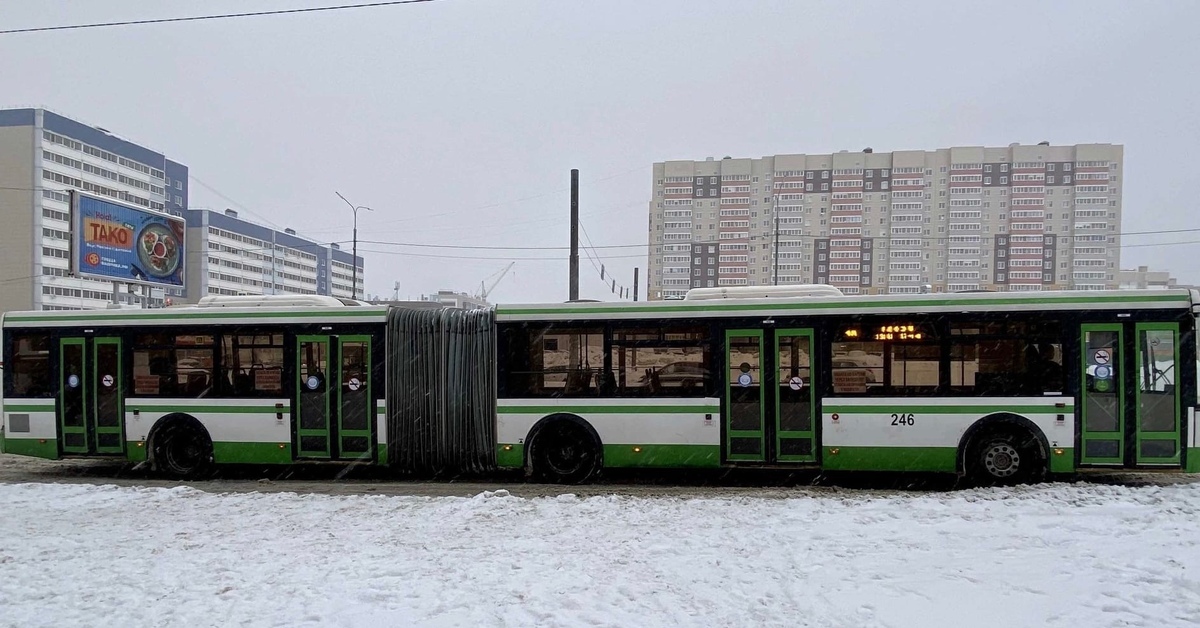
[335,192,373,300]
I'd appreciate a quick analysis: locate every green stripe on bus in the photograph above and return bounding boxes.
[127,405,283,414]
[1051,448,1075,474]
[1186,448,1200,474]
[5,309,384,323]
[823,446,957,472]
[498,405,720,415]
[496,444,523,468]
[824,405,1073,415]
[2,437,58,460]
[3,403,57,412]
[127,442,148,463]
[497,293,1186,316]
[212,441,293,464]
[603,444,720,468]
[377,443,388,466]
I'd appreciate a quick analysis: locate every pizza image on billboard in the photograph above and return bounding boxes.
[74,192,186,288]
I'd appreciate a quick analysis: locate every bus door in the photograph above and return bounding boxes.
[295,335,373,461]
[724,329,817,464]
[1080,322,1182,467]
[57,337,125,456]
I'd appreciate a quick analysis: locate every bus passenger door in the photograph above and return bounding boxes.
[725,331,765,462]
[297,336,333,458]
[336,336,373,460]
[57,336,125,456]
[1133,323,1181,465]
[775,330,816,463]
[295,335,374,461]
[1080,322,1183,468]
[1080,325,1124,465]
[723,328,817,464]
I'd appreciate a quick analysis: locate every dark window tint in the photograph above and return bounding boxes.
[499,324,604,397]
[8,334,52,397]
[610,327,710,397]
[132,334,215,398]
[219,334,284,396]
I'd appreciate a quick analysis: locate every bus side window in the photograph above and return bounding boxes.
[7,334,52,397]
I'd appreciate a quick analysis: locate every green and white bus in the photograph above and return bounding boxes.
[2,288,1198,483]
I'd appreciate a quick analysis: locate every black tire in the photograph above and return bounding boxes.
[529,420,601,484]
[152,419,214,479]
[967,429,1044,486]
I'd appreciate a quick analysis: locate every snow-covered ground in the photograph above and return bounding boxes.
[2,483,1199,627]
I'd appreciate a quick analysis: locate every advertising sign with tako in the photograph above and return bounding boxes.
[73,192,186,288]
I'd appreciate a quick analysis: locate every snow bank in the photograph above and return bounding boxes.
[1,482,1199,627]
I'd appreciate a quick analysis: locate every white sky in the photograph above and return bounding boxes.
[2,0,1198,301]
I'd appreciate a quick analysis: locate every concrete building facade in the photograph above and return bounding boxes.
[0,108,188,312]
[184,209,363,301]
[1117,266,1179,290]
[647,143,1124,299]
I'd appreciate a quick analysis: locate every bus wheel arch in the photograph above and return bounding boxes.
[958,413,1049,485]
[147,413,215,479]
[525,413,604,484]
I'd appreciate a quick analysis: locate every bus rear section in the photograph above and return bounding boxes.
[493,288,1200,483]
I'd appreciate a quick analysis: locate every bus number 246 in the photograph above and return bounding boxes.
[890,413,915,426]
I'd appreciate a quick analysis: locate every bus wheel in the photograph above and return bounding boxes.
[967,429,1042,486]
[152,417,214,479]
[529,420,601,484]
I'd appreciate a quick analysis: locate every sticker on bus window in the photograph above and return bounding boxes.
[832,369,868,394]
[134,375,159,395]
[67,374,80,389]
[255,370,282,391]
[306,375,321,390]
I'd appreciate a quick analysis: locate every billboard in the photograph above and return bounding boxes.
[72,192,186,288]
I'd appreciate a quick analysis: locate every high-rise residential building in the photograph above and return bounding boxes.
[647,143,1123,299]
[0,108,189,312]
[184,209,364,301]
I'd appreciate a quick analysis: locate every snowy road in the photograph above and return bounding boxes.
[2,482,1199,627]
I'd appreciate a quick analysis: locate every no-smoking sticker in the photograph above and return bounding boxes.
[348,377,362,391]
[1094,349,1111,365]
[788,377,804,391]
[101,374,114,388]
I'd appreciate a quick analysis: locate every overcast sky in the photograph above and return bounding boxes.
[2,0,1198,302]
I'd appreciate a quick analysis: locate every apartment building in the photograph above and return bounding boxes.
[0,108,188,312]
[647,143,1123,299]
[184,209,363,301]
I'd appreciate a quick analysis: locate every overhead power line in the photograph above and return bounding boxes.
[355,238,644,251]
[0,0,443,35]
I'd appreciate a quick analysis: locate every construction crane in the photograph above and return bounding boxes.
[476,262,515,301]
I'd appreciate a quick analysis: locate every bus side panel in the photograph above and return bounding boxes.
[125,398,294,464]
[496,398,722,469]
[820,397,1075,473]
[2,400,59,459]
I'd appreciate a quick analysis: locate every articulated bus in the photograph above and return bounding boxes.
[2,288,1198,484]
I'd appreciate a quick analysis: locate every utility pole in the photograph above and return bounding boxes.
[569,169,579,302]
[633,268,639,301]
[773,210,780,286]
[336,191,373,300]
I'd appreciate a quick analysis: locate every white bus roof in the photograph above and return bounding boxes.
[495,288,1195,322]
[2,301,389,328]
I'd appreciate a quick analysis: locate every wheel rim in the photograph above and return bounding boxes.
[163,429,204,473]
[543,425,591,476]
[983,443,1021,478]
